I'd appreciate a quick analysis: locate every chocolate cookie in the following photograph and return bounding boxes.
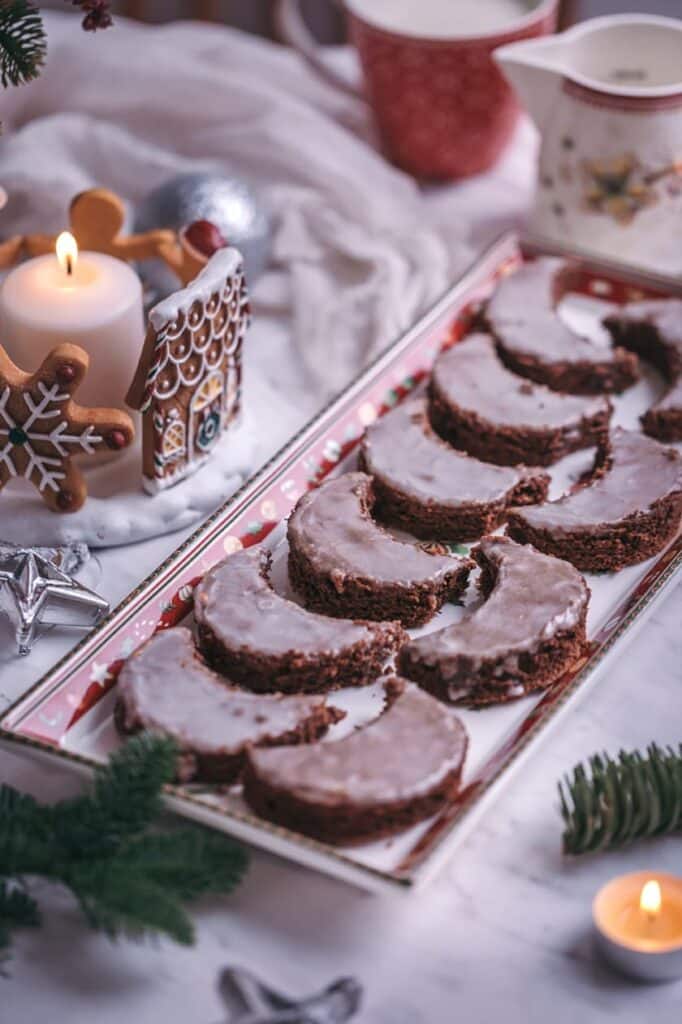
[507,428,682,572]
[287,472,472,628]
[428,334,612,467]
[194,545,405,693]
[399,536,589,707]
[603,300,682,442]
[115,627,342,783]
[243,679,468,845]
[487,259,638,394]
[359,397,549,541]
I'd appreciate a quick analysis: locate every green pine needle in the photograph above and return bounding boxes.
[0,1,46,88]
[69,865,196,947]
[115,829,249,902]
[560,743,682,855]
[0,735,248,962]
[52,733,178,858]
[0,882,41,950]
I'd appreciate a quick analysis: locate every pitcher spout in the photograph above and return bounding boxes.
[496,15,682,130]
[493,35,567,133]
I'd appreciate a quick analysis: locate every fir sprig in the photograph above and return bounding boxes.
[559,743,682,855]
[0,882,41,958]
[0,734,248,961]
[0,1,112,95]
[0,1,46,88]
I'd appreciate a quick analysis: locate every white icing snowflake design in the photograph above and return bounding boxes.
[0,380,103,494]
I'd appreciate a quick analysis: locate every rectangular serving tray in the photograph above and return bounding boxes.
[2,232,681,894]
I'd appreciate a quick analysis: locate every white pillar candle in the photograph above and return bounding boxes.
[0,233,144,411]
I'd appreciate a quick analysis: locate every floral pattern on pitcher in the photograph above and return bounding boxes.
[531,93,682,269]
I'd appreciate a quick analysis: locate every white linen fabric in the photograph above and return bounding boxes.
[0,12,536,546]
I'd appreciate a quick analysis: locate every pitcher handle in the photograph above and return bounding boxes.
[274,0,364,98]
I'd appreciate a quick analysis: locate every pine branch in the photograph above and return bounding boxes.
[0,1,46,88]
[0,786,52,876]
[0,735,248,963]
[559,743,682,855]
[0,881,41,948]
[52,733,177,858]
[114,830,248,902]
[68,865,195,946]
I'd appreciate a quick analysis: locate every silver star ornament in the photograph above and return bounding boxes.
[217,966,362,1024]
[0,544,109,656]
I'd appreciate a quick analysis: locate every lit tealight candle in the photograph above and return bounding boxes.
[0,233,144,411]
[593,871,682,982]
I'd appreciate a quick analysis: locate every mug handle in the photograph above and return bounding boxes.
[274,0,364,98]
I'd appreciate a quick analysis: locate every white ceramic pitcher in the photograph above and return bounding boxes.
[494,15,682,275]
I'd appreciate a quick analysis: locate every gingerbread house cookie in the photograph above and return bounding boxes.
[126,248,250,493]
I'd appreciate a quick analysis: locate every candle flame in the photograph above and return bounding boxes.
[56,232,78,276]
[640,879,662,917]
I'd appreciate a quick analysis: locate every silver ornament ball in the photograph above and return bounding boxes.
[135,172,272,293]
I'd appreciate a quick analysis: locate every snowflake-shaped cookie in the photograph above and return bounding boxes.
[0,343,134,513]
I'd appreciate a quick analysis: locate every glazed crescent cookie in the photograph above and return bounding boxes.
[243,679,468,845]
[0,343,134,513]
[507,428,682,572]
[286,472,472,628]
[399,536,589,707]
[486,259,639,394]
[428,334,612,467]
[603,300,682,442]
[359,397,549,541]
[24,188,175,263]
[115,627,344,784]
[194,544,406,693]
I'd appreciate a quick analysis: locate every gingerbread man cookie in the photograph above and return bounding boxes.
[0,343,134,513]
[158,219,228,286]
[126,247,249,494]
[0,236,24,269]
[25,188,175,263]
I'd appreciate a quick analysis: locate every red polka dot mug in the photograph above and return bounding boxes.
[276,0,559,180]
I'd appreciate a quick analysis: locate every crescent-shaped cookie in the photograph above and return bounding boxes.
[603,300,682,442]
[243,679,468,845]
[507,428,682,572]
[428,334,611,467]
[194,545,405,693]
[398,536,589,707]
[287,472,472,628]
[360,397,549,541]
[115,627,342,783]
[487,259,638,394]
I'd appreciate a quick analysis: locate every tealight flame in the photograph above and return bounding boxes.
[640,879,662,918]
[56,231,78,276]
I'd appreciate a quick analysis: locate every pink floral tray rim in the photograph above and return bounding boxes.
[2,233,681,891]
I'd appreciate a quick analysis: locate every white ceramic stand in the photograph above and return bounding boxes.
[0,410,258,548]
